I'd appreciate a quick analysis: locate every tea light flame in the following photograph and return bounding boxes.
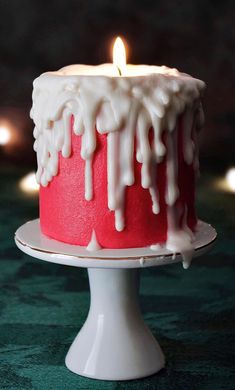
[19,172,39,194]
[0,126,11,145]
[113,36,126,76]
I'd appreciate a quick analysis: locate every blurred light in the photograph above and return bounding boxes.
[0,126,11,145]
[226,168,235,192]
[19,172,39,194]
[215,167,235,193]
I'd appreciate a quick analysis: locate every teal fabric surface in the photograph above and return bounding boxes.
[0,167,235,389]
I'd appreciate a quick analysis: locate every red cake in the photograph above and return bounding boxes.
[30,63,205,267]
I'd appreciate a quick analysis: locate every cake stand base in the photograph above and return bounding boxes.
[15,219,217,381]
[66,268,164,380]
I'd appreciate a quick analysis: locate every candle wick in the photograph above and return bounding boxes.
[117,66,122,76]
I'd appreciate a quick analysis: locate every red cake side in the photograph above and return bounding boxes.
[40,116,197,248]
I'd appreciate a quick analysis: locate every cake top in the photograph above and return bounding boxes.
[49,63,195,78]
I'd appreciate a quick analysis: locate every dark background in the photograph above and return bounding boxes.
[0,0,234,172]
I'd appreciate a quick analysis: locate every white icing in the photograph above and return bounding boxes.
[86,229,102,252]
[166,205,194,269]
[150,243,162,251]
[165,128,179,206]
[31,63,205,265]
[150,206,194,269]
[166,229,194,269]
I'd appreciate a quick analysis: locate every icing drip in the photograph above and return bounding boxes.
[85,158,93,201]
[150,243,162,251]
[86,229,102,252]
[166,205,194,269]
[31,64,205,263]
[192,103,204,179]
[165,128,179,206]
[182,107,195,165]
[150,207,194,268]
[166,229,194,269]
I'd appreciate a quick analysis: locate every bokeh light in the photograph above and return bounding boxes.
[19,172,39,194]
[215,167,235,193]
[0,126,11,145]
[226,168,235,192]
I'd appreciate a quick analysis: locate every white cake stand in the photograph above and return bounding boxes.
[15,219,216,381]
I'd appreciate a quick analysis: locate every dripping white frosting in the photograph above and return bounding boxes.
[150,206,194,269]
[166,229,194,269]
[150,243,163,251]
[31,63,205,264]
[86,229,102,252]
[166,205,195,269]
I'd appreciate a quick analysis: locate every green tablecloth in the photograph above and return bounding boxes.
[1,168,235,389]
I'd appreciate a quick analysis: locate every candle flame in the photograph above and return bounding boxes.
[113,37,126,75]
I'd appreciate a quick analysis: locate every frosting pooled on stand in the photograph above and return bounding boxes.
[86,230,102,252]
[31,63,205,266]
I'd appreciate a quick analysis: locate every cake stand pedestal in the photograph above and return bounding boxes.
[15,219,216,381]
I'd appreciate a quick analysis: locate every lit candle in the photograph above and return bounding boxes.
[30,36,205,267]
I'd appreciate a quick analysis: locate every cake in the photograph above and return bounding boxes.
[30,63,205,268]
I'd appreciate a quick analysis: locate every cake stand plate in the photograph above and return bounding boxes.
[15,219,216,381]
